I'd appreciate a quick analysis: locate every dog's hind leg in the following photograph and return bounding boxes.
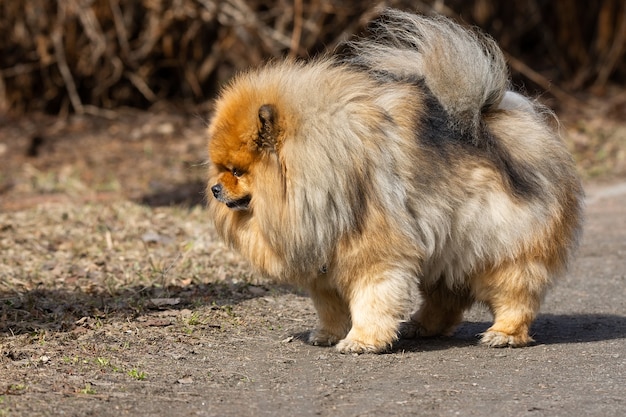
[402,279,473,339]
[472,261,549,347]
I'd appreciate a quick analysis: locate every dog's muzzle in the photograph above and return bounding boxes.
[211,184,251,210]
[211,184,223,199]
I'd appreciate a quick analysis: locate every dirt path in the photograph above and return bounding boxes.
[1,112,625,416]
[0,181,623,416]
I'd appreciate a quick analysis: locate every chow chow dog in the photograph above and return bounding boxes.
[207,10,583,353]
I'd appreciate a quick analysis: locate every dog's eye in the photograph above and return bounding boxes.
[232,168,243,177]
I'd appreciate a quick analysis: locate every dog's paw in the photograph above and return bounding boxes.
[399,320,452,338]
[480,330,533,348]
[336,337,389,354]
[308,329,342,347]
[399,321,424,339]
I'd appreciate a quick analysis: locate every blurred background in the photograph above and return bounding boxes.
[2,0,626,114]
[1,0,625,210]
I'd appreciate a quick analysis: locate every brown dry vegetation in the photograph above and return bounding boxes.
[1,0,626,114]
[2,0,625,180]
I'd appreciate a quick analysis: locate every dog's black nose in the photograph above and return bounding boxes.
[211,184,222,198]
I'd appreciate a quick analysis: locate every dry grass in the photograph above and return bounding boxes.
[0,200,258,335]
[2,1,625,115]
[565,116,626,179]
[0,110,266,341]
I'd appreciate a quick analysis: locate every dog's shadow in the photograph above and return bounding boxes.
[0,282,293,336]
[293,313,626,353]
[3,285,624,352]
[391,313,626,352]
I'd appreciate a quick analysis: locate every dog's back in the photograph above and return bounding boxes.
[340,9,583,278]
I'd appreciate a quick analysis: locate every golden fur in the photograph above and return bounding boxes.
[207,10,584,353]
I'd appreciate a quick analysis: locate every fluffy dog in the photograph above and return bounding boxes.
[207,10,583,353]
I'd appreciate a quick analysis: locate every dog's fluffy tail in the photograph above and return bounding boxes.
[342,9,509,136]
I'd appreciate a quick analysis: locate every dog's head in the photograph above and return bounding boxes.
[208,97,283,211]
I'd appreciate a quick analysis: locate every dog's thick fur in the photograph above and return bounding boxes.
[207,10,584,353]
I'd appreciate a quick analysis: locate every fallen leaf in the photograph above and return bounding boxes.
[149,298,181,308]
[177,376,194,384]
[143,318,173,327]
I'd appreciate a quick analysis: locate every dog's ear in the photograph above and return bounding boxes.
[255,104,280,152]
